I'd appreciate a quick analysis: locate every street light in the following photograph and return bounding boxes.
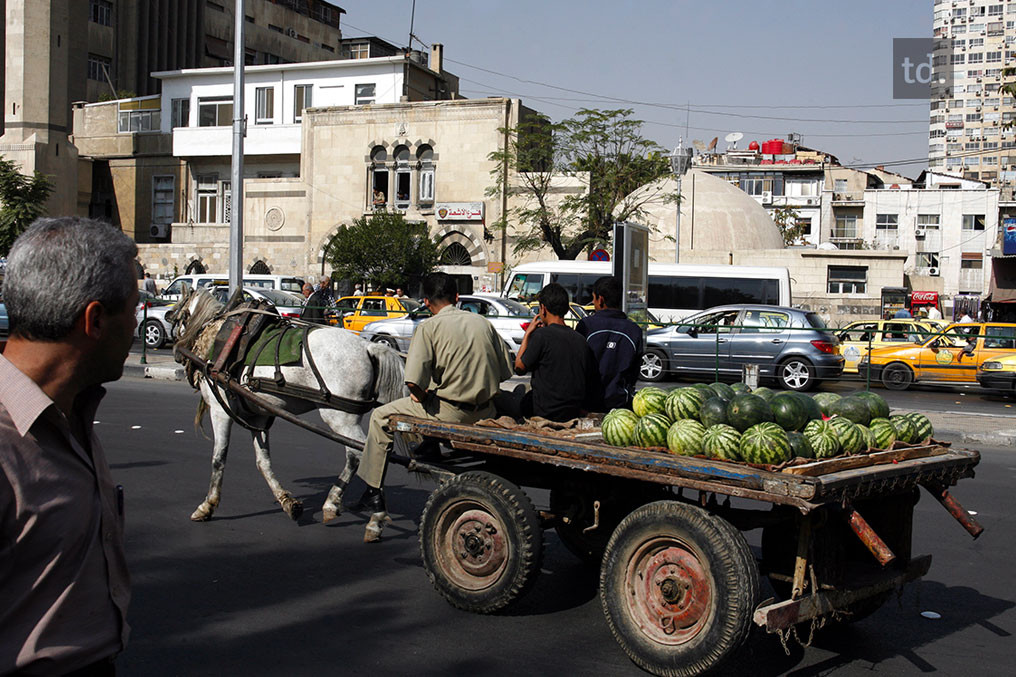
[669,140,693,263]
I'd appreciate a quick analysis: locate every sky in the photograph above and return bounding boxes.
[332,0,933,177]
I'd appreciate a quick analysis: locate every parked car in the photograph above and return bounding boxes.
[638,304,843,391]
[859,321,1016,390]
[135,299,177,350]
[206,285,306,319]
[333,294,421,333]
[836,318,943,373]
[525,301,586,328]
[360,293,532,357]
[977,352,1016,393]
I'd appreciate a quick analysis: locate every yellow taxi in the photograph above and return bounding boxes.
[835,319,943,373]
[333,295,421,333]
[525,301,589,328]
[977,353,1016,393]
[858,322,1016,390]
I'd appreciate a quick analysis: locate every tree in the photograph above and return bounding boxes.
[487,108,675,260]
[324,211,438,290]
[0,158,53,257]
[771,205,806,246]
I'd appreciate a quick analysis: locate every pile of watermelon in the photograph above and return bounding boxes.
[600,383,935,467]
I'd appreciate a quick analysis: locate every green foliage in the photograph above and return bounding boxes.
[324,211,438,290]
[0,158,53,257]
[97,89,137,102]
[1003,66,1016,129]
[487,108,676,260]
[772,205,806,246]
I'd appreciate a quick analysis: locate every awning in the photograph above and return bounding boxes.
[989,258,1016,303]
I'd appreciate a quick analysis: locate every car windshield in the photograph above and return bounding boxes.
[804,312,827,329]
[498,298,532,316]
[257,289,302,306]
[402,298,421,311]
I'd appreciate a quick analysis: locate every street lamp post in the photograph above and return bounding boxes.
[669,140,693,263]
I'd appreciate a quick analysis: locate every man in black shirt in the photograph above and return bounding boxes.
[496,283,600,421]
[576,276,644,409]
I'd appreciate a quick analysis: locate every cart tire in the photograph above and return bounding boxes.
[419,471,544,614]
[600,500,759,677]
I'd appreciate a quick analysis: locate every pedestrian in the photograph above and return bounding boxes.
[301,282,314,299]
[959,311,973,323]
[1,216,134,675]
[495,283,601,421]
[576,276,643,410]
[301,283,331,325]
[143,272,157,296]
[927,305,942,320]
[893,306,912,319]
[396,287,408,299]
[353,283,365,296]
[355,272,513,538]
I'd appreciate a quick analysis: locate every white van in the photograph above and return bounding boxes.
[159,273,306,302]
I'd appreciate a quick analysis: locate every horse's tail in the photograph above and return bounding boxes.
[365,341,408,404]
[194,396,211,440]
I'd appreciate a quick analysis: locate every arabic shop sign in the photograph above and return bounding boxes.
[436,202,484,221]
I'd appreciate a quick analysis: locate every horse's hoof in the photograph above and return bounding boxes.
[322,504,340,523]
[190,507,212,522]
[363,511,391,543]
[281,497,303,521]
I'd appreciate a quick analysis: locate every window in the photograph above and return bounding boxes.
[87,53,111,81]
[90,0,112,26]
[827,266,867,294]
[796,217,812,236]
[418,145,435,205]
[268,24,283,33]
[117,108,159,132]
[321,44,335,53]
[834,178,848,193]
[244,48,257,66]
[198,96,232,126]
[255,87,274,124]
[918,214,941,228]
[221,181,231,223]
[370,146,388,207]
[916,252,940,269]
[293,84,312,121]
[171,98,190,128]
[348,42,370,59]
[983,325,1016,350]
[969,52,984,64]
[876,213,898,230]
[206,1,225,11]
[961,258,983,270]
[196,175,218,223]
[833,214,858,239]
[393,145,411,208]
[963,214,986,230]
[152,176,175,225]
[355,83,376,105]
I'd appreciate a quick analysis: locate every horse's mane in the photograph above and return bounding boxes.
[175,288,226,349]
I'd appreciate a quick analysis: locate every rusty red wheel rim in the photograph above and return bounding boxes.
[624,537,712,645]
[433,502,509,591]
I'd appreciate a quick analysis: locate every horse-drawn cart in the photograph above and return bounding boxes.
[387,415,982,677]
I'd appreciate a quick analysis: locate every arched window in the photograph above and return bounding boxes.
[393,145,411,209]
[440,242,472,266]
[417,145,435,205]
[186,259,206,274]
[249,260,271,274]
[370,146,388,208]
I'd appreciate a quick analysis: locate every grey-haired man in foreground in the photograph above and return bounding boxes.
[1,217,135,676]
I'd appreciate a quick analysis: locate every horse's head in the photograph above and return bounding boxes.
[168,287,225,355]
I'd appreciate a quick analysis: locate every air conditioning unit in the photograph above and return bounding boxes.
[286,27,298,37]
[150,223,169,238]
[928,266,941,276]
[804,197,818,206]
[761,191,773,204]
[915,227,927,238]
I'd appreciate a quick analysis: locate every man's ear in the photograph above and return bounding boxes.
[80,300,106,340]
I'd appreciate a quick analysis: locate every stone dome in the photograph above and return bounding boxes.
[619,170,784,258]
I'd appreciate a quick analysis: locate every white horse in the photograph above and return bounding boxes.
[168,287,406,541]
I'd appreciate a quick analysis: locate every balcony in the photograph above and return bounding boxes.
[173,124,302,157]
[831,191,864,205]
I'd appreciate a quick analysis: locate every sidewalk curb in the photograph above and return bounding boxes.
[123,362,185,381]
[941,428,1016,448]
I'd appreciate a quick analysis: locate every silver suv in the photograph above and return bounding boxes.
[639,304,843,391]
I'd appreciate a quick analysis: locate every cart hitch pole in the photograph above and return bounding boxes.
[843,505,896,567]
[922,482,984,539]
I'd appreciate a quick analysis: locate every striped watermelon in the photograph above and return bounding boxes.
[699,397,729,428]
[635,413,672,448]
[633,387,668,417]
[726,394,775,433]
[856,424,874,452]
[828,396,872,426]
[665,387,707,421]
[791,391,824,422]
[740,422,792,465]
[602,409,639,447]
[666,419,707,456]
[904,412,934,443]
[730,383,752,394]
[708,382,736,401]
[787,431,815,459]
[869,417,897,449]
[803,419,841,459]
[853,391,891,420]
[770,393,809,432]
[751,386,776,402]
[702,424,742,461]
[690,383,715,398]
[890,414,918,444]
[828,416,865,454]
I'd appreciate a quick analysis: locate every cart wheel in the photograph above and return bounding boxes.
[419,471,544,614]
[600,501,759,677]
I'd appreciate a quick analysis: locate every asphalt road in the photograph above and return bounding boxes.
[98,378,1013,676]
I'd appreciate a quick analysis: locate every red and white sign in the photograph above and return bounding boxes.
[911,291,939,304]
[435,202,484,221]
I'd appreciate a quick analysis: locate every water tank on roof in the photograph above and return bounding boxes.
[748,140,760,151]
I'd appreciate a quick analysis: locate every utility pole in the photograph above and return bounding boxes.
[229,0,246,294]
[669,139,692,263]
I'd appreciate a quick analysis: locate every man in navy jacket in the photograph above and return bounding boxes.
[576,276,644,410]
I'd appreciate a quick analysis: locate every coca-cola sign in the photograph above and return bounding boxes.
[911,291,938,303]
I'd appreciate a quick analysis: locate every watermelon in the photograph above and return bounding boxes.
[869,418,897,449]
[666,419,706,456]
[789,391,824,422]
[635,413,672,448]
[890,414,918,444]
[702,424,742,461]
[855,423,874,451]
[740,421,792,465]
[699,397,729,428]
[812,392,842,416]
[633,387,668,417]
[803,419,841,459]
[602,409,639,447]
[690,383,715,397]
[665,386,706,422]
[787,431,815,459]
[730,382,752,394]
[751,386,776,402]
[828,416,865,454]
[708,382,736,401]
[853,391,891,420]
[770,394,809,432]
[828,396,872,426]
[904,412,934,443]
[726,394,775,433]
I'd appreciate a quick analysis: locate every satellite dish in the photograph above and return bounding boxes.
[724,132,744,143]
[707,137,718,151]
[692,139,706,151]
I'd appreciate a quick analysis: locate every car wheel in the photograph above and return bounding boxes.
[777,358,814,391]
[639,349,667,382]
[372,335,398,349]
[881,362,914,391]
[143,319,166,349]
